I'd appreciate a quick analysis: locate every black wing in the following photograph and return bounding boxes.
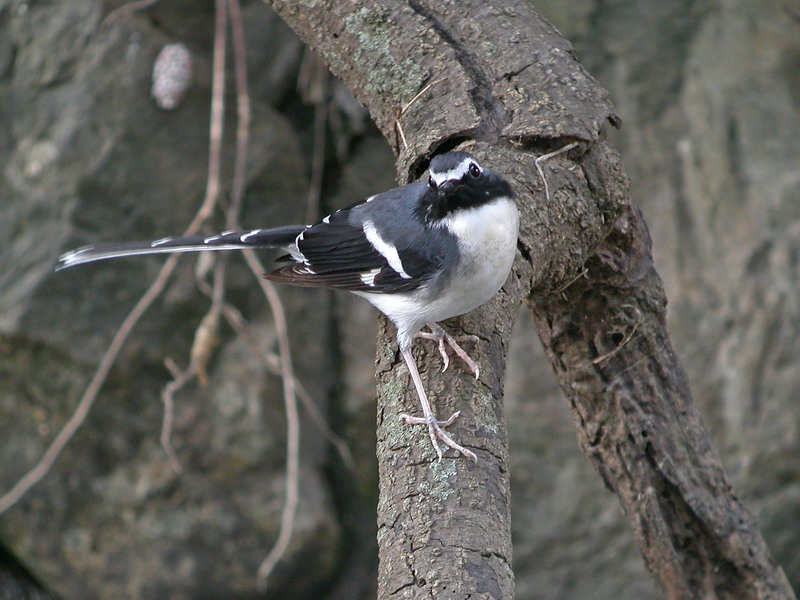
[266,183,452,294]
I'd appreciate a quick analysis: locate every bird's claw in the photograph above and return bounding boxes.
[399,411,477,462]
[416,323,481,380]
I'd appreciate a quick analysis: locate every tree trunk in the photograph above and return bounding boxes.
[264,0,796,598]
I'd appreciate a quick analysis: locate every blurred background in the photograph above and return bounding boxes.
[1,0,798,598]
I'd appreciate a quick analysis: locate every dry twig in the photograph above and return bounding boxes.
[4,6,326,594]
[535,141,578,202]
[394,79,441,151]
[102,0,159,27]
[0,0,230,515]
[0,254,181,514]
[298,49,330,223]
[155,0,229,469]
[591,306,642,365]
[247,251,301,592]
[225,0,302,587]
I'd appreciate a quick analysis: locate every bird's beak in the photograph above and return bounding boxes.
[438,180,455,194]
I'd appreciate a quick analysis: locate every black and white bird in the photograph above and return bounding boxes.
[58,151,519,461]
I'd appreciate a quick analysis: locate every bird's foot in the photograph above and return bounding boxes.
[416,322,480,379]
[400,411,478,462]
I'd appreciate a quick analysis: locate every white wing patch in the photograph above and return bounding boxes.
[363,220,411,279]
[151,237,173,247]
[240,229,263,242]
[289,229,308,263]
[430,156,480,186]
[359,267,382,286]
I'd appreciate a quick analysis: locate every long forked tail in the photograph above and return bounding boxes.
[56,225,305,270]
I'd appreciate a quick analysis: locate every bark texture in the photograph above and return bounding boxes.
[266,0,795,598]
[529,204,794,599]
[264,1,618,596]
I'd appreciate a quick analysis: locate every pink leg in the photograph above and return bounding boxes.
[398,347,477,462]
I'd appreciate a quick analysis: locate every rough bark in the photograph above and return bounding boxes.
[528,202,795,599]
[264,0,796,599]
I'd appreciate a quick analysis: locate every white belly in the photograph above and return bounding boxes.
[430,196,518,314]
[357,197,518,348]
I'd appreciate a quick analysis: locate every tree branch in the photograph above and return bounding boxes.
[529,203,795,599]
[263,0,795,598]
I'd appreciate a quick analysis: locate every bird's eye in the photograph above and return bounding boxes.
[468,162,481,178]
[428,176,437,189]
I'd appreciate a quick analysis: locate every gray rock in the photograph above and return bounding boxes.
[0,1,342,598]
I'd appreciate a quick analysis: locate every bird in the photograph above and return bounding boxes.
[57,151,519,461]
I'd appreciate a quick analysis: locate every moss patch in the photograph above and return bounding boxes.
[344,7,427,105]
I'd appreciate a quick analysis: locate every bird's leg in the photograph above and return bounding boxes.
[398,347,477,462]
[416,322,480,379]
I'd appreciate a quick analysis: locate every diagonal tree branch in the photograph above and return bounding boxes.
[264,0,796,598]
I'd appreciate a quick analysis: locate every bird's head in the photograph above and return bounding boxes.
[424,151,514,222]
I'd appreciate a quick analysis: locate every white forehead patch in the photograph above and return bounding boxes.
[430,157,481,186]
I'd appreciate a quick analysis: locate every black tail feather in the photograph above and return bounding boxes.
[56,225,305,270]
